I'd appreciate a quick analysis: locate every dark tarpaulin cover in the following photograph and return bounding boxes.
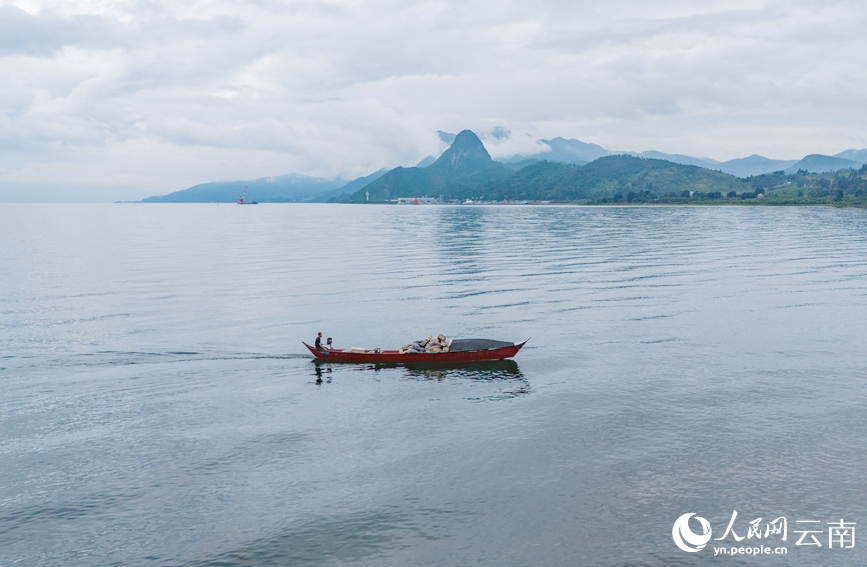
[448,339,515,352]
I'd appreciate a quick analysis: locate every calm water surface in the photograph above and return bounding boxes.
[1,204,866,566]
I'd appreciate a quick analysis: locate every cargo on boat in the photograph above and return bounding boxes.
[303,338,528,364]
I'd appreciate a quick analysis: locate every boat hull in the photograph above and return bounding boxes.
[302,341,526,364]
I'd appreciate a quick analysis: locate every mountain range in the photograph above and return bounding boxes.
[142,169,389,203]
[142,174,344,203]
[343,131,759,202]
[502,139,866,177]
[141,131,867,203]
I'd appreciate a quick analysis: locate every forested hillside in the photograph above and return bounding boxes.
[478,156,748,201]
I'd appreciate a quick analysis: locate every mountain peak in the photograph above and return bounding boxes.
[448,130,490,155]
[428,130,494,175]
[833,148,867,164]
[784,154,861,174]
[347,129,512,202]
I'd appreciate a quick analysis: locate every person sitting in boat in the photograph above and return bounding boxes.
[314,332,327,351]
[326,338,333,350]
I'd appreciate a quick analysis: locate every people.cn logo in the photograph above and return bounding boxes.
[672,513,712,552]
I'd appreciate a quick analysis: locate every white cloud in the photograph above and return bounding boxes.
[1,0,866,199]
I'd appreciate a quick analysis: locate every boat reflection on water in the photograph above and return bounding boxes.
[400,359,523,380]
[311,359,530,399]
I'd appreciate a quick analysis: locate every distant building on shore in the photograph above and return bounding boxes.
[396,197,437,204]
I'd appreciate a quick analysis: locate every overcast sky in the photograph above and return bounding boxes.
[2,0,866,199]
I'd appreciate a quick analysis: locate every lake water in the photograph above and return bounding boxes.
[2,204,866,566]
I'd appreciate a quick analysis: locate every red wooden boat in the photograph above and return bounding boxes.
[303,338,528,364]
